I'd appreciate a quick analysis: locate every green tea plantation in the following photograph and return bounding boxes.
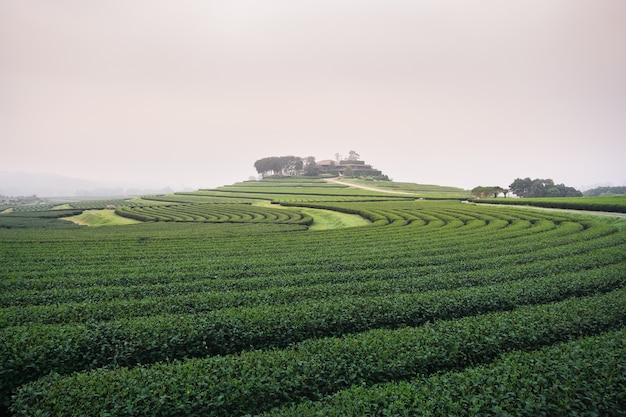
[1,179,625,416]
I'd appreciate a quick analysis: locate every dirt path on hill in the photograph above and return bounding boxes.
[328,179,626,219]
[324,178,414,195]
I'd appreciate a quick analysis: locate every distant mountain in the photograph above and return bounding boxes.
[0,172,177,197]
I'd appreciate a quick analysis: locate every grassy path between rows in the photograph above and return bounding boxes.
[324,178,415,195]
[62,209,142,226]
[254,201,370,230]
[61,203,369,230]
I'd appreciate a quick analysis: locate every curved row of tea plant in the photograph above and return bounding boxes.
[190,183,418,203]
[3,258,623,327]
[4,203,59,212]
[141,194,258,204]
[336,178,470,198]
[209,185,412,197]
[2,261,625,407]
[64,199,144,210]
[1,203,622,301]
[279,200,582,228]
[2,203,622,301]
[6,199,142,212]
[1,216,624,320]
[262,328,626,417]
[470,195,626,213]
[0,209,85,229]
[10,290,626,417]
[2,197,626,415]
[115,203,313,225]
[0,199,150,228]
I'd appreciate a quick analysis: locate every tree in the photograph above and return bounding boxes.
[584,186,626,196]
[471,186,505,198]
[346,150,360,161]
[491,186,505,198]
[279,156,302,176]
[509,177,582,197]
[254,157,277,178]
[509,178,533,197]
[552,184,583,197]
[530,178,554,197]
[253,156,302,177]
[303,156,320,176]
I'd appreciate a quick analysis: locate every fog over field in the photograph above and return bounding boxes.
[1,1,625,195]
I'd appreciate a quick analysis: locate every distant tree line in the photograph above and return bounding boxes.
[583,186,626,197]
[0,195,46,206]
[472,178,582,198]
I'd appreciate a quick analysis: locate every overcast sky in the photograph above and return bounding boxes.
[1,0,625,193]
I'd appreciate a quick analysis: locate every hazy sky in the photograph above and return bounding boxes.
[2,0,625,193]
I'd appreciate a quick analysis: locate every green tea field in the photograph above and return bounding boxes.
[1,179,625,416]
[470,195,626,213]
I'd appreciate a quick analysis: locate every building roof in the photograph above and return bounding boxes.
[316,160,335,166]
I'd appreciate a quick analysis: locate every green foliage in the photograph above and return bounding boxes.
[470,185,505,198]
[0,209,84,229]
[471,196,626,213]
[3,261,623,402]
[510,177,582,197]
[340,179,469,198]
[2,181,626,415]
[584,185,626,196]
[209,186,410,198]
[114,203,313,225]
[10,291,626,416]
[254,156,303,177]
[264,329,626,416]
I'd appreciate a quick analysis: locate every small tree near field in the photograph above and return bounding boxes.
[471,186,506,198]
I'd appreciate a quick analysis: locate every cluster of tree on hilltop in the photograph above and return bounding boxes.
[253,156,304,178]
[472,178,582,198]
[583,186,626,196]
[253,151,387,179]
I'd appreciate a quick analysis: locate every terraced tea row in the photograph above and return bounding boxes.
[3,254,622,326]
[141,194,258,204]
[472,195,626,213]
[262,328,626,416]
[185,186,417,203]
[1,204,622,300]
[1,195,625,415]
[0,201,626,412]
[10,290,626,416]
[115,203,313,225]
[2,203,621,296]
[8,199,143,212]
[3,262,623,390]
